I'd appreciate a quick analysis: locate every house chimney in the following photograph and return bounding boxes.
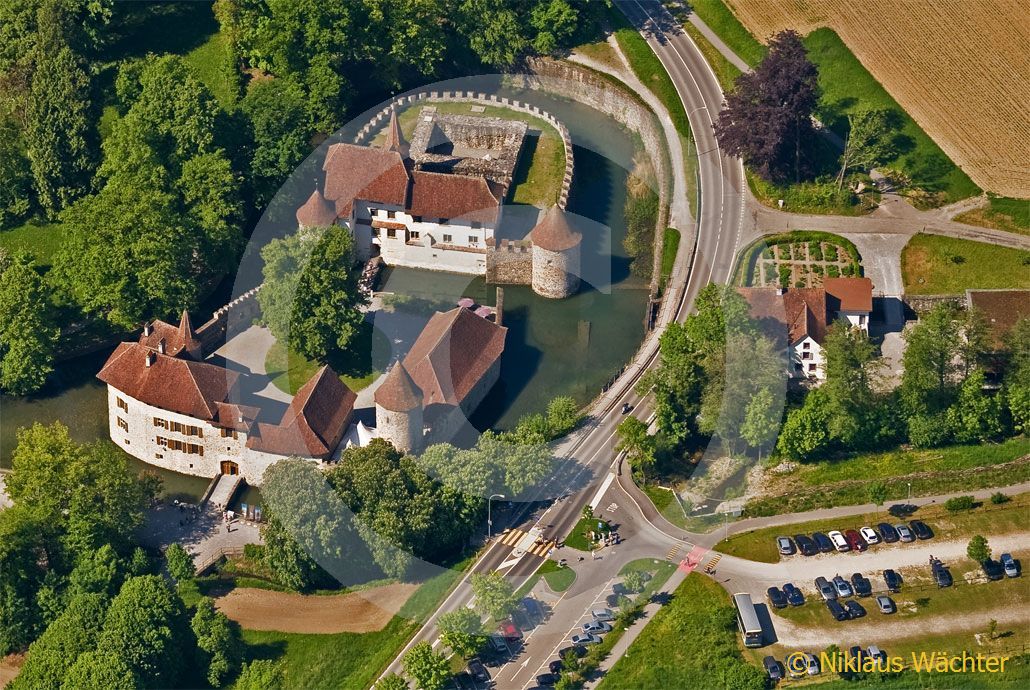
[145,352,155,367]
[143,322,152,336]
[157,338,166,354]
[776,287,786,296]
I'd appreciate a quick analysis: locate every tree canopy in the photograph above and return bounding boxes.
[0,250,59,394]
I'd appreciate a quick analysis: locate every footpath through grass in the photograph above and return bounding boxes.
[901,234,1030,294]
[717,491,1030,564]
[681,0,765,67]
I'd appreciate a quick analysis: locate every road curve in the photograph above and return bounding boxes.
[377,2,746,683]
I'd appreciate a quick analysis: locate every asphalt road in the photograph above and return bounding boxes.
[378,0,747,684]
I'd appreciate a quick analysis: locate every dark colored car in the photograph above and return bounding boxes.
[883,569,902,592]
[982,559,1005,581]
[910,520,933,540]
[536,673,558,686]
[932,560,953,587]
[522,597,544,622]
[548,660,564,675]
[851,573,872,597]
[877,522,899,543]
[794,534,819,556]
[558,645,587,660]
[812,532,834,553]
[764,656,784,681]
[783,582,805,606]
[612,583,629,596]
[468,659,490,683]
[849,646,865,663]
[606,594,622,608]
[844,529,868,551]
[844,600,866,618]
[826,600,848,621]
[767,586,788,609]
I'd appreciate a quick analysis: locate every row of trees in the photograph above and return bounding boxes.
[0,422,244,688]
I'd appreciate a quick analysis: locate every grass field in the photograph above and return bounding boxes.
[717,492,1030,564]
[720,0,1027,199]
[265,328,384,395]
[183,32,237,108]
[900,234,1030,295]
[659,227,680,287]
[0,220,66,266]
[539,559,576,593]
[955,197,1030,238]
[681,0,766,66]
[239,559,469,690]
[598,574,763,689]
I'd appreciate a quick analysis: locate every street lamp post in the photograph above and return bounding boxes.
[907,482,912,502]
[487,493,506,540]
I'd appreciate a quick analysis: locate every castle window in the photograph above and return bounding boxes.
[117,417,129,431]
[468,237,478,246]
[155,453,163,459]
[803,341,810,350]
[170,421,184,434]
[442,234,453,243]
[439,218,449,224]
[386,229,397,239]
[409,230,420,240]
[413,215,423,222]
[117,397,128,412]
[153,417,168,429]
[156,436,168,447]
[471,221,481,229]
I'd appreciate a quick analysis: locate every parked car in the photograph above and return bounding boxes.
[826,600,848,621]
[767,586,788,609]
[468,659,490,683]
[849,646,865,664]
[612,583,629,596]
[783,582,805,606]
[876,595,896,614]
[828,531,850,552]
[844,529,868,552]
[982,559,1005,581]
[833,575,854,598]
[883,569,902,592]
[812,532,834,553]
[867,645,887,668]
[498,618,522,640]
[522,597,544,622]
[844,600,866,618]
[570,633,601,646]
[489,635,509,653]
[535,673,558,686]
[910,520,933,540]
[763,656,784,681]
[777,536,796,555]
[851,573,872,597]
[548,660,564,675]
[805,652,820,675]
[794,534,818,556]
[558,645,586,660]
[931,559,953,587]
[877,522,900,543]
[583,620,612,634]
[787,654,807,679]
[605,594,622,608]
[815,576,836,601]
[1001,553,1020,578]
[859,526,881,545]
[895,524,915,542]
[591,608,615,622]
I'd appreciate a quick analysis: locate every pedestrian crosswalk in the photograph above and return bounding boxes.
[497,528,555,558]
[703,553,722,571]
[665,541,685,561]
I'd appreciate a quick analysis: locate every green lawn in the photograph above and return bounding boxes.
[563,516,611,552]
[804,28,980,205]
[0,220,66,266]
[183,31,238,109]
[608,5,692,141]
[659,227,681,287]
[956,196,1030,238]
[717,491,1030,564]
[746,438,1030,517]
[239,558,469,690]
[598,574,763,689]
[680,0,766,67]
[264,323,386,395]
[539,559,577,593]
[901,234,1030,294]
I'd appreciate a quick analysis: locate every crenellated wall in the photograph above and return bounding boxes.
[486,239,533,284]
[194,285,262,356]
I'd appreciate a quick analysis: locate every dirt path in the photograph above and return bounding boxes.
[772,600,1030,648]
[215,583,418,634]
[0,654,24,686]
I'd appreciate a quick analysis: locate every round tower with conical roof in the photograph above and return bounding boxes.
[374,363,424,453]
[530,205,582,299]
[296,187,337,229]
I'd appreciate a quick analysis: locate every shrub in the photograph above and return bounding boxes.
[813,264,824,276]
[794,279,806,288]
[825,244,839,262]
[243,544,264,560]
[908,412,953,448]
[811,242,824,261]
[827,264,840,278]
[778,264,791,287]
[990,492,1011,505]
[945,495,976,512]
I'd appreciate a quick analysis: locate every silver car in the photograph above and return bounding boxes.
[895,524,915,542]
[591,608,615,622]
[570,633,601,646]
[832,575,853,598]
[582,620,611,634]
[815,576,836,601]
[875,595,896,614]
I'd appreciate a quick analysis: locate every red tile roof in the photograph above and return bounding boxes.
[140,311,202,360]
[966,289,1030,349]
[322,143,410,217]
[402,307,507,407]
[296,189,338,227]
[824,277,873,313]
[383,108,409,158]
[374,363,423,411]
[246,366,355,458]
[737,287,828,345]
[408,170,502,225]
[529,205,581,252]
[97,342,239,420]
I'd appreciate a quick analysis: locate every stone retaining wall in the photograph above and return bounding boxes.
[901,294,965,316]
[355,91,574,209]
[195,285,262,356]
[486,240,533,284]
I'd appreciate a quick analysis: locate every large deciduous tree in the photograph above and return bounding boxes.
[714,30,819,183]
[403,641,451,690]
[191,597,243,687]
[835,108,898,188]
[438,607,486,659]
[469,572,516,621]
[258,224,367,363]
[240,77,315,205]
[0,250,59,394]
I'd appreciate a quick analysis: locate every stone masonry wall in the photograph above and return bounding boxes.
[486,240,533,284]
[195,285,262,356]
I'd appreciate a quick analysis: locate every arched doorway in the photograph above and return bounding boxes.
[220,461,239,476]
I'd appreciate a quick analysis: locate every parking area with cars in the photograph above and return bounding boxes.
[775,520,935,560]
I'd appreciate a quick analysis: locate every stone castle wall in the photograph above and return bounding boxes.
[486,240,533,284]
[194,285,262,356]
[376,405,422,454]
[532,245,581,299]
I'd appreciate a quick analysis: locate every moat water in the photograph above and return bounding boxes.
[0,88,650,500]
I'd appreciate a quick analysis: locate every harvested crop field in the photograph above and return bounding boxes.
[215,583,418,634]
[722,0,1030,198]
